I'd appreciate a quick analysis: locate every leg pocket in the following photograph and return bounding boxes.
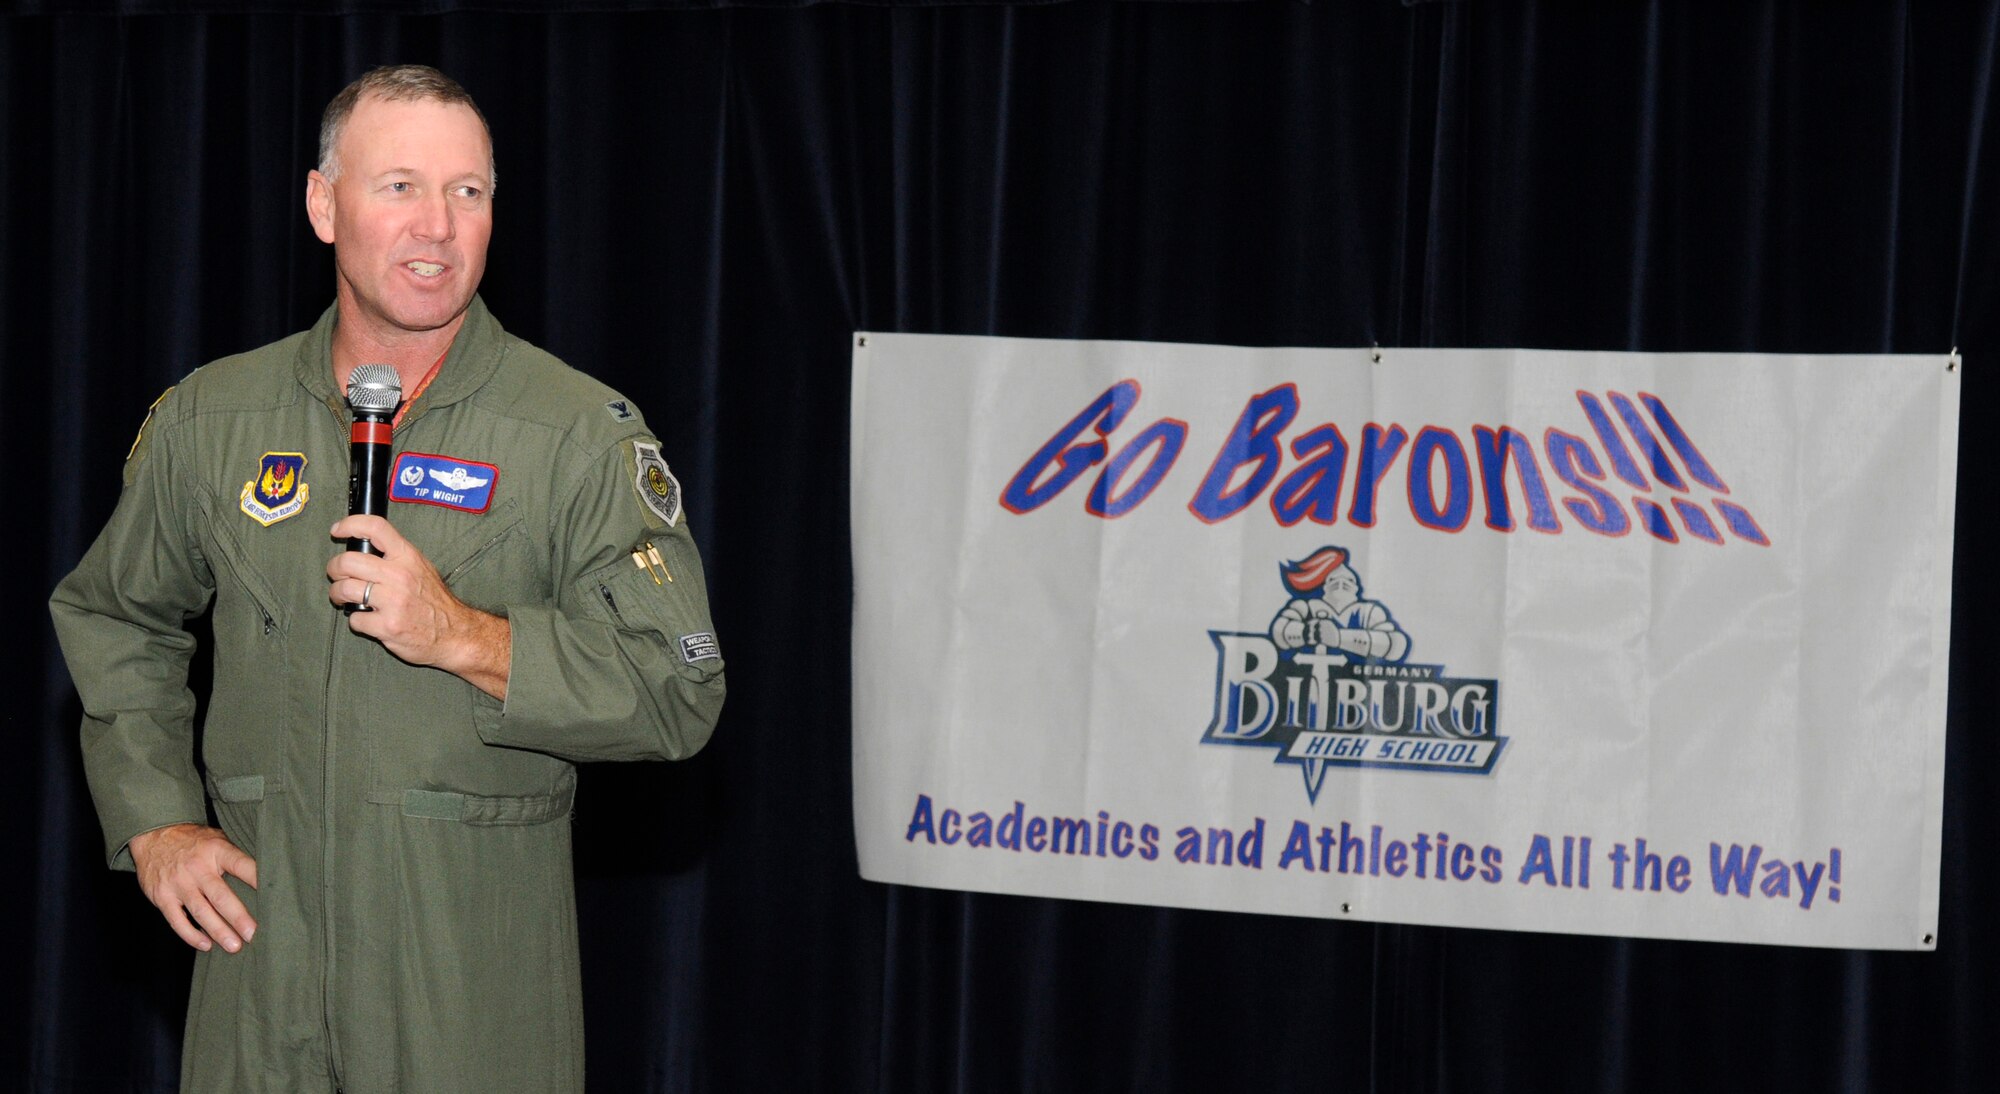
[205,772,282,858]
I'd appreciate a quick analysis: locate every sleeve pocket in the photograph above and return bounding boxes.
[575,548,724,680]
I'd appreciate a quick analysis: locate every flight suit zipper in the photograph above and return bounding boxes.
[320,606,343,1089]
[443,524,516,585]
[319,393,347,1091]
[202,521,281,640]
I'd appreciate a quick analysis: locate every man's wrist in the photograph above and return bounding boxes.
[128,821,202,853]
[126,822,206,871]
[439,604,511,700]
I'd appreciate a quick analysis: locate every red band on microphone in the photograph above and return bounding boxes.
[352,421,392,446]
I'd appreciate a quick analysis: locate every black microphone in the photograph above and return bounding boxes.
[344,363,403,558]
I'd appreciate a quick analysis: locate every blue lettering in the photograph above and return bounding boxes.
[1792,859,1827,909]
[1087,417,1187,518]
[1407,427,1472,532]
[1545,429,1630,536]
[1709,842,1764,896]
[1609,392,1689,491]
[1576,392,1650,490]
[1673,499,1724,544]
[1517,834,1559,886]
[965,812,993,847]
[1715,500,1771,545]
[1634,497,1679,542]
[904,794,936,843]
[1270,423,1349,526]
[1639,392,1730,491]
[1347,423,1408,527]
[1189,384,1299,523]
[1000,381,1141,513]
[1209,634,1280,740]
[1632,838,1665,891]
[1051,816,1090,854]
[1473,425,1561,532]
[1278,820,1315,871]
[1238,819,1266,868]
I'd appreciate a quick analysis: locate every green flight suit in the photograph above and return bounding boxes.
[50,298,725,1093]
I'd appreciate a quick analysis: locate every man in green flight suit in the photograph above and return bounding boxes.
[49,65,725,1092]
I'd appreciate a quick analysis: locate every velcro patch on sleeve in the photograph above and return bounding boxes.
[127,387,174,462]
[679,632,720,664]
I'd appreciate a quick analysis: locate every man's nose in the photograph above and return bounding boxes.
[412,191,455,243]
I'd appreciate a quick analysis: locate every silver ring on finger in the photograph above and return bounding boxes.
[361,581,375,611]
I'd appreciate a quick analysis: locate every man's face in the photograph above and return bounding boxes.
[306,95,493,338]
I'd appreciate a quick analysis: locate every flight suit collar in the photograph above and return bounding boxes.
[293,296,508,427]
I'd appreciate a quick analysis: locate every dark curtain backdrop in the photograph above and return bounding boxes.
[5,2,1992,1091]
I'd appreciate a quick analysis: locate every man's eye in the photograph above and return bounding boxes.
[387,181,412,193]
[454,186,483,201]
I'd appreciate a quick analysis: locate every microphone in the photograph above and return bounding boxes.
[344,363,403,557]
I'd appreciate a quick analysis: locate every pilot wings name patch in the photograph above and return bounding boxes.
[390,452,498,514]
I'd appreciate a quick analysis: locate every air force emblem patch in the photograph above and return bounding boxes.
[240,452,309,526]
[631,440,682,527]
[390,452,498,513]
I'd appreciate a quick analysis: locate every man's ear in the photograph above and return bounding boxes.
[306,170,336,244]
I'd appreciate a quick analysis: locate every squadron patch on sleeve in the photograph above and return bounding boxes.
[240,452,310,527]
[631,440,682,527]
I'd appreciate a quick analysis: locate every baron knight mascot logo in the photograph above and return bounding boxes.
[1203,546,1505,804]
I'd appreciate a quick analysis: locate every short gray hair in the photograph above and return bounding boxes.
[317,64,496,193]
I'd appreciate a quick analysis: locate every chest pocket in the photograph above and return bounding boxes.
[195,483,308,782]
[418,498,534,609]
[201,500,289,640]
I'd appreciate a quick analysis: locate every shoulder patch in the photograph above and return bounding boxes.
[631,440,682,527]
[605,399,636,423]
[127,387,174,462]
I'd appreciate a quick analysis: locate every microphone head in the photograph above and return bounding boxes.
[346,363,403,414]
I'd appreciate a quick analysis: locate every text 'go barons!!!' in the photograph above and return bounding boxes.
[1000,381,1769,546]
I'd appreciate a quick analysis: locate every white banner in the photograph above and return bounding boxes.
[850,334,1959,950]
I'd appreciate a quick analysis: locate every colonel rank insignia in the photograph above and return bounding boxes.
[632,440,682,527]
[240,452,309,526]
